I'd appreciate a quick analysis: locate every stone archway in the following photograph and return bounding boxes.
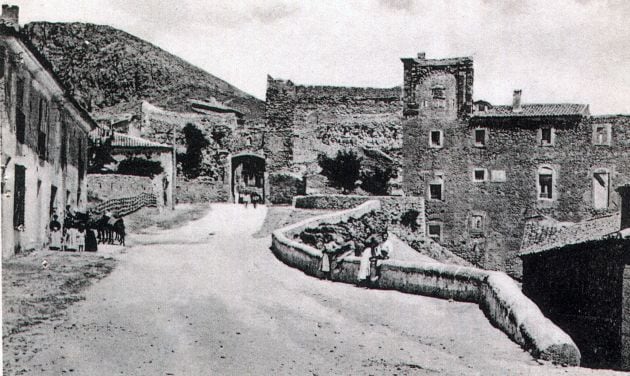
[230,152,266,204]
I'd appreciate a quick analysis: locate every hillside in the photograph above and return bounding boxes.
[23,22,264,123]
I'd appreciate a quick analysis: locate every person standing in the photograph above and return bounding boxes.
[357,244,373,286]
[49,214,62,251]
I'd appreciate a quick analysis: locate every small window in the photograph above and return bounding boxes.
[592,124,611,146]
[539,126,554,146]
[427,223,442,240]
[431,86,445,99]
[470,214,484,234]
[474,128,487,147]
[473,168,487,182]
[538,167,555,200]
[428,175,444,201]
[429,130,443,148]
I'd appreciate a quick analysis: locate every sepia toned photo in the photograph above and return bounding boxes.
[1,1,629,374]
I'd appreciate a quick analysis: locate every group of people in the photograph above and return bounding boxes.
[48,206,98,252]
[239,191,262,208]
[318,231,393,286]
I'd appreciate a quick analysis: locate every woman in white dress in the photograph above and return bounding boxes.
[357,246,372,285]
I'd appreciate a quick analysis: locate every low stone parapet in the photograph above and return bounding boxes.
[271,200,581,366]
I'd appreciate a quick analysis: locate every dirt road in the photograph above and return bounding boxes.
[16,204,621,375]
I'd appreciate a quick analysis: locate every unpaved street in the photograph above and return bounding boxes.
[14,204,620,375]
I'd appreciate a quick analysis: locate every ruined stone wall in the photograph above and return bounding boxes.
[521,239,629,369]
[264,77,402,197]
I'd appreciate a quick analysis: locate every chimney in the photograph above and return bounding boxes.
[1,5,19,30]
[417,52,426,60]
[618,185,630,232]
[512,90,522,113]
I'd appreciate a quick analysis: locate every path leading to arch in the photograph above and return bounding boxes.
[18,204,621,375]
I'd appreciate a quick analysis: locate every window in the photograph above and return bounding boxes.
[49,185,57,216]
[15,77,25,144]
[427,222,442,241]
[37,97,47,159]
[537,166,555,200]
[593,169,609,210]
[428,175,444,201]
[473,168,487,182]
[470,213,485,234]
[474,128,487,147]
[0,46,5,79]
[431,86,445,99]
[539,126,554,146]
[429,130,443,148]
[592,124,611,146]
[13,165,26,228]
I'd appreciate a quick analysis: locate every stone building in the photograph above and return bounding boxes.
[88,129,175,209]
[1,5,95,256]
[519,186,630,370]
[266,52,630,277]
[400,53,630,277]
[264,76,402,203]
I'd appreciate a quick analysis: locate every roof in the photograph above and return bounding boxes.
[0,23,97,131]
[111,132,171,149]
[519,213,621,256]
[188,98,243,117]
[401,56,473,67]
[89,129,172,150]
[473,103,589,118]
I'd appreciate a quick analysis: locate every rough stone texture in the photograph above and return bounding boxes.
[268,172,305,205]
[264,76,402,195]
[402,54,630,278]
[623,265,630,371]
[521,238,630,369]
[87,174,153,202]
[176,178,230,203]
[271,200,581,366]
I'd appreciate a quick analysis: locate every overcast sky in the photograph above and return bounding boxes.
[11,0,630,114]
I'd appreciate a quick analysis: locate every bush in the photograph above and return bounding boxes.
[400,209,421,231]
[117,158,164,177]
[317,150,362,194]
[88,136,116,173]
[179,123,210,179]
[360,166,395,195]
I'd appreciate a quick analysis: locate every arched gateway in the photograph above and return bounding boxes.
[230,152,266,204]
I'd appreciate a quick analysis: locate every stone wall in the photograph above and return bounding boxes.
[521,238,630,370]
[176,178,230,203]
[271,200,581,366]
[87,174,154,202]
[264,77,402,198]
[623,265,630,370]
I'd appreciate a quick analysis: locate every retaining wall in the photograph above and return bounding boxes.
[271,200,581,366]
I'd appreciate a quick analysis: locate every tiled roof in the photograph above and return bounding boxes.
[89,129,171,150]
[473,103,589,118]
[519,213,621,256]
[111,132,171,149]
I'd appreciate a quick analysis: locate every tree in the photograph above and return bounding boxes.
[178,123,210,179]
[88,135,115,173]
[318,150,362,194]
[360,166,395,195]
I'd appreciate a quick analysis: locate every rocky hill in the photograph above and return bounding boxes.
[23,22,264,124]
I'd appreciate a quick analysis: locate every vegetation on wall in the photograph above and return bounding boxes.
[88,136,116,173]
[360,166,395,195]
[178,123,210,179]
[318,150,362,194]
[117,158,163,177]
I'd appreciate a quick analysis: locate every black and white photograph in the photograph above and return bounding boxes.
[1,0,629,374]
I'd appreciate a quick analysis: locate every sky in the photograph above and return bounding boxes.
[10,0,630,114]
